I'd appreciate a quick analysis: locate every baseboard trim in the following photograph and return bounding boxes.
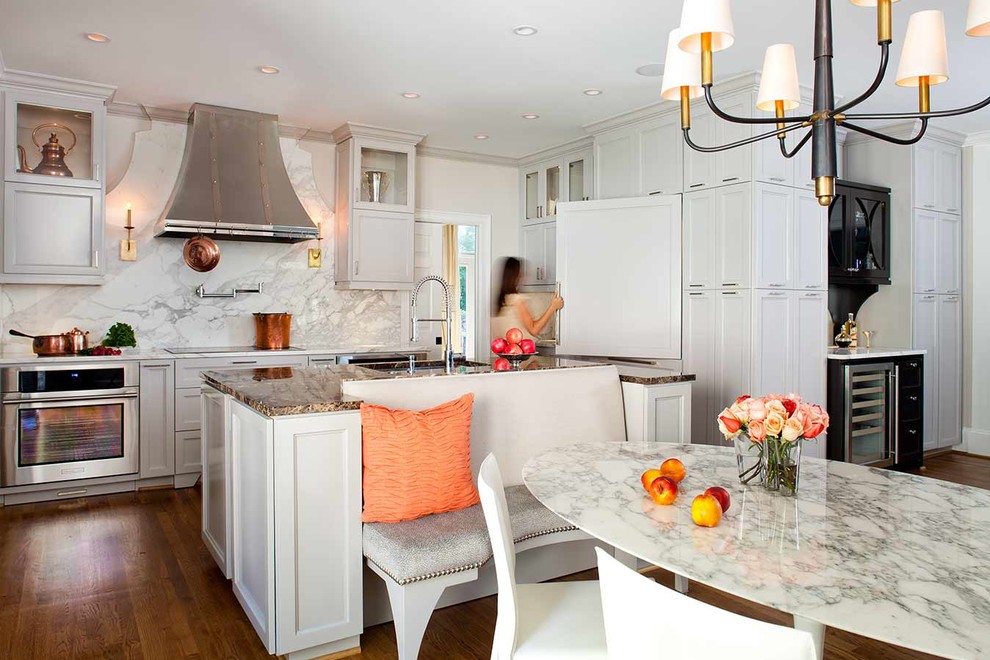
[962,427,990,457]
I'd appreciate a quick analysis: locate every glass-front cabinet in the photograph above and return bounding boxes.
[520,149,593,226]
[828,180,891,285]
[350,138,415,214]
[565,149,593,202]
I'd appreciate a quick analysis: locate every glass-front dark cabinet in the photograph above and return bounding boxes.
[828,180,891,285]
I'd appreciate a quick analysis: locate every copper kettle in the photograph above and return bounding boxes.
[30,123,75,177]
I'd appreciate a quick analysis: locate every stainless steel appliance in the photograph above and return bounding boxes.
[840,361,896,468]
[1,363,139,486]
[336,352,428,366]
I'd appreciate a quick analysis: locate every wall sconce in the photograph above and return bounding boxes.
[120,203,137,261]
[308,221,323,268]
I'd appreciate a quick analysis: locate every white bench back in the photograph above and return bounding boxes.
[342,365,626,486]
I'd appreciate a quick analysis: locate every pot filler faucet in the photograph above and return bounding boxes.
[410,275,456,373]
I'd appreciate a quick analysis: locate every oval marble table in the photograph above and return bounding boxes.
[522,443,990,660]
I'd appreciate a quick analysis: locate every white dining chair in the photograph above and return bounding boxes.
[594,547,817,660]
[478,454,608,659]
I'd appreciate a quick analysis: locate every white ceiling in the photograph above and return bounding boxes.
[1,0,988,158]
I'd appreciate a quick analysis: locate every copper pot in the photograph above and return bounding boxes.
[254,313,292,350]
[183,235,221,272]
[9,329,73,356]
[65,328,90,353]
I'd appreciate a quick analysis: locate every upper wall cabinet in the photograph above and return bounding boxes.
[828,180,891,286]
[914,140,961,215]
[595,114,682,199]
[1,86,111,285]
[332,123,423,289]
[521,149,592,226]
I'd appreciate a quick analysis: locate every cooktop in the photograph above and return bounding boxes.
[164,346,303,355]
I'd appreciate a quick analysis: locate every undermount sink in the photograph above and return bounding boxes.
[364,360,488,376]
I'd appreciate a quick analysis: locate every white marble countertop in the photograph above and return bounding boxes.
[827,347,926,360]
[0,343,432,366]
[523,442,990,660]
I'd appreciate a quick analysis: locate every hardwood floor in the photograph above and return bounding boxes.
[0,452,984,660]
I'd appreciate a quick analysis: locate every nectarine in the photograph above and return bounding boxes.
[648,476,678,505]
[660,458,686,483]
[641,469,663,492]
[691,494,722,528]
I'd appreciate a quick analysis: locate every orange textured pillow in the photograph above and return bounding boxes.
[361,394,479,523]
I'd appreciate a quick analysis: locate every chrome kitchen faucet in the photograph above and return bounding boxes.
[410,275,456,373]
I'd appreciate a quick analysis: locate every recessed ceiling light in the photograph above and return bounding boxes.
[402,92,421,99]
[85,33,110,43]
[635,63,665,77]
[513,25,539,36]
[522,113,540,120]
[583,89,603,96]
[474,134,490,140]
[259,65,280,74]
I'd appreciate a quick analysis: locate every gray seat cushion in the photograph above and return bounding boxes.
[364,485,577,585]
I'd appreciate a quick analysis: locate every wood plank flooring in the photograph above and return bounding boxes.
[0,451,984,660]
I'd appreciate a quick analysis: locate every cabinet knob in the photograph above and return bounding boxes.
[909,396,918,401]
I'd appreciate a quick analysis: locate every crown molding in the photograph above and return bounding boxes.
[418,145,518,167]
[331,121,424,145]
[518,135,594,166]
[0,68,116,101]
[964,130,990,147]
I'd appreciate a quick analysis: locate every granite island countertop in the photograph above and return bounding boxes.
[204,356,695,417]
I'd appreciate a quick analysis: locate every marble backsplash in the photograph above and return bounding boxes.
[0,121,402,355]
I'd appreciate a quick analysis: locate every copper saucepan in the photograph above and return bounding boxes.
[9,329,73,356]
[183,234,221,272]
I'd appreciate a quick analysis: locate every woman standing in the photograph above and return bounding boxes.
[492,257,564,341]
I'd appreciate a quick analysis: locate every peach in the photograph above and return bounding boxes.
[691,493,723,528]
[660,458,686,483]
[641,469,663,492]
[648,476,678,505]
[704,486,731,513]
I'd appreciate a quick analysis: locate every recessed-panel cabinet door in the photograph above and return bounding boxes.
[715,290,752,416]
[351,210,413,284]
[937,295,962,449]
[912,294,938,451]
[683,189,716,290]
[683,291,717,444]
[754,184,793,289]
[936,213,961,294]
[715,184,752,289]
[913,142,937,211]
[794,292,828,459]
[913,209,938,294]
[595,128,637,199]
[640,114,683,195]
[753,290,793,396]
[714,93,754,186]
[755,121,794,186]
[936,144,961,214]
[521,224,546,285]
[684,109,716,191]
[794,189,827,290]
[543,223,557,283]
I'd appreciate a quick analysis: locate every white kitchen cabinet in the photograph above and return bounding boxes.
[139,361,175,479]
[683,189,716,290]
[202,386,231,578]
[332,123,422,290]
[639,113,683,196]
[175,430,202,475]
[230,400,363,657]
[2,182,104,283]
[913,294,939,451]
[794,189,827,290]
[913,209,938,294]
[595,128,637,199]
[683,291,717,445]
[914,141,937,211]
[684,109,716,191]
[753,290,794,395]
[937,295,962,449]
[714,92,754,186]
[176,387,203,431]
[754,183,793,289]
[714,289,752,423]
[936,212,961,294]
[794,291,828,460]
[521,159,564,224]
[936,143,962,214]
[521,222,555,286]
[622,381,693,444]
[756,124,794,187]
[564,149,593,202]
[523,167,541,222]
[715,183,752,289]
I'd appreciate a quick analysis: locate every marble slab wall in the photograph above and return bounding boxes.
[0,121,402,355]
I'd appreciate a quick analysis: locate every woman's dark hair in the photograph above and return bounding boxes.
[495,257,522,314]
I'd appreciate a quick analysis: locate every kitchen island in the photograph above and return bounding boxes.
[200,358,694,659]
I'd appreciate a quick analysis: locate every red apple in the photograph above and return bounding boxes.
[647,476,678,505]
[491,337,508,354]
[704,486,731,513]
[506,343,523,355]
[506,327,524,345]
[493,358,512,371]
[519,339,536,354]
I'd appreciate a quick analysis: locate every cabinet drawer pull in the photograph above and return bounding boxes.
[689,284,705,288]
[721,291,739,296]
[354,260,359,276]
[769,177,786,182]
[924,288,935,293]
[231,360,258,365]
[144,363,171,368]
[948,208,959,213]
[923,295,935,300]
[648,190,664,196]
[805,284,819,289]
[803,293,821,298]
[688,292,705,296]
[923,204,935,209]
[722,282,739,287]
[689,183,705,189]
[767,283,785,288]
[722,177,740,183]
[768,292,787,297]
[57,489,88,498]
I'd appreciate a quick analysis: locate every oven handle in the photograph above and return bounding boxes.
[2,389,139,405]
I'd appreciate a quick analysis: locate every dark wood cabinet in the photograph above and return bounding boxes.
[828,180,891,285]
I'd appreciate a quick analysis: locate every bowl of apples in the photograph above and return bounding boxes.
[491,327,537,371]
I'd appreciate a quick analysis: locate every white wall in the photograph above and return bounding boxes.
[962,141,990,456]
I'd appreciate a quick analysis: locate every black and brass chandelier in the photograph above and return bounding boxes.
[662,0,990,206]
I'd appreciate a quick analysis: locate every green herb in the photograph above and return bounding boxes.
[102,322,137,348]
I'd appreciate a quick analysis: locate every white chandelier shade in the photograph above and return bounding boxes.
[661,29,704,101]
[757,44,802,112]
[896,10,950,87]
[968,0,990,37]
[678,0,735,54]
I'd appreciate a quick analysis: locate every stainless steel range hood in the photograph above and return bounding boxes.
[155,104,319,243]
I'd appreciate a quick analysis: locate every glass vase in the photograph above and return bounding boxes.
[763,437,802,496]
[733,434,764,485]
